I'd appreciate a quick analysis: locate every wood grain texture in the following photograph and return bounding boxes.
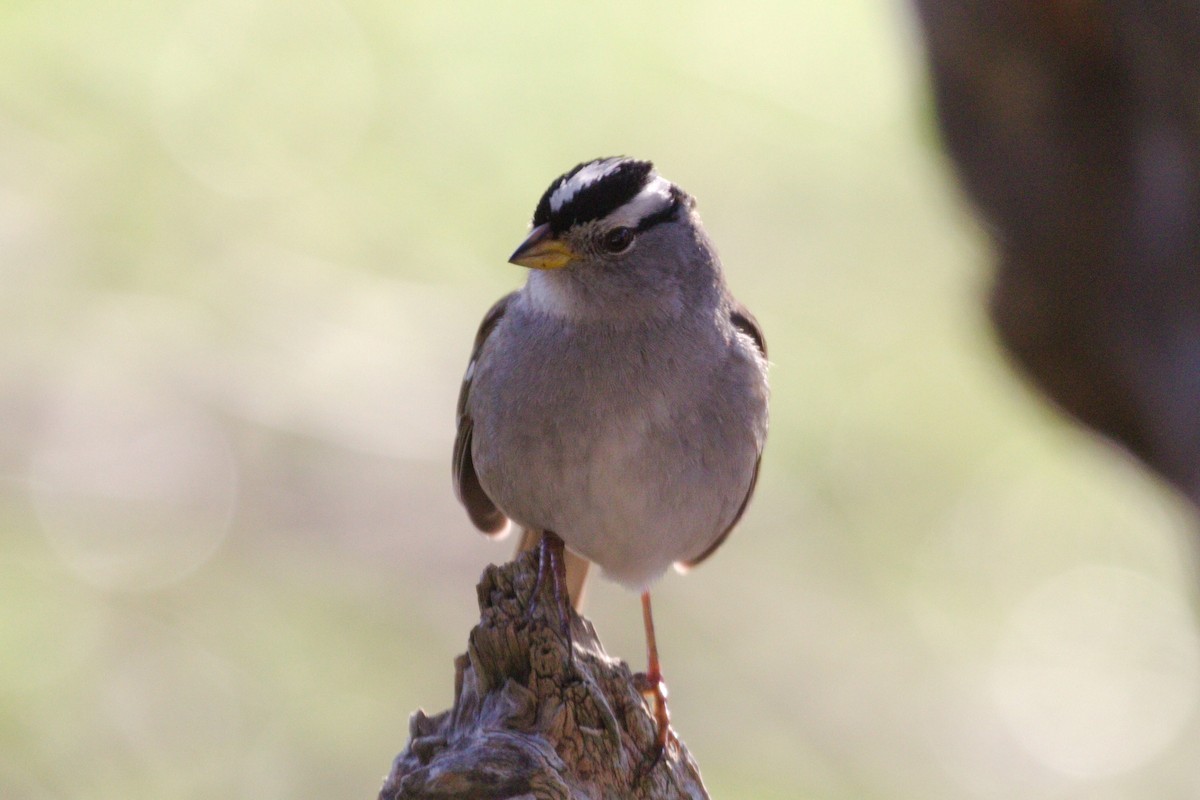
[379,550,709,800]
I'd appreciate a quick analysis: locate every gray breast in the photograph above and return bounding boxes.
[468,299,766,588]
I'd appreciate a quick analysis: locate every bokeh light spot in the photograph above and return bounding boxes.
[991,565,1200,778]
[29,360,237,592]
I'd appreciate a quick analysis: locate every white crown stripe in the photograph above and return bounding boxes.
[618,176,673,226]
[548,157,627,213]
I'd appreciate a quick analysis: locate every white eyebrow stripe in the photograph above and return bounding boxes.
[599,175,674,228]
[548,157,626,213]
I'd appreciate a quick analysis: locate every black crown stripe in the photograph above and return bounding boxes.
[531,158,657,234]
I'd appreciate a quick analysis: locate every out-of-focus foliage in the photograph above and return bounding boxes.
[1,2,1197,798]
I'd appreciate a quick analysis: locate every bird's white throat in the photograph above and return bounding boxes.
[524,270,582,319]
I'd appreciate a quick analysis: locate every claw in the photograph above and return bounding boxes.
[525,531,575,663]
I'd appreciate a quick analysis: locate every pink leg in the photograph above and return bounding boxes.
[640,591,674,756]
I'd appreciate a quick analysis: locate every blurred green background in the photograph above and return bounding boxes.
[4,1,1200,798]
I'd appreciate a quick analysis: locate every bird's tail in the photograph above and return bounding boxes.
[516,528,590,611]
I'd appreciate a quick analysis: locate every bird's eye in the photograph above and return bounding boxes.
[602,227,635,254]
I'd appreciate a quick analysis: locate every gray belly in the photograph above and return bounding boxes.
[468,317,766,589]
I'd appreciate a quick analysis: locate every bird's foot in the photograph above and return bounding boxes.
[524,531,575,665]
[632,590,677,781]
[632,668,678,782]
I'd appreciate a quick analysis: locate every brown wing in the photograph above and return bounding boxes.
[682,302,767,568]
[730,302,767,359]
[452,293,514,535]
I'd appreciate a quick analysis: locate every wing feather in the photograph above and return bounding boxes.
[682,302,767,568]
[452,293,514,535]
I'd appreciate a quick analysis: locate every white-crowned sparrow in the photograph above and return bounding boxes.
[453,156,769,752]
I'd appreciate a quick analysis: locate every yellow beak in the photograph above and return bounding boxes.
[508,223,577,270]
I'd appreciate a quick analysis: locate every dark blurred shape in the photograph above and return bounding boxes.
[914,0,1200,504]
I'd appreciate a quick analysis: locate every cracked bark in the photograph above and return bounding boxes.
[379,549,710,800]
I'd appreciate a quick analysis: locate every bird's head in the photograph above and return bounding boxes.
[509,158,712,310]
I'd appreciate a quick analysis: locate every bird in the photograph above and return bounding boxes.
[452,156,769,757]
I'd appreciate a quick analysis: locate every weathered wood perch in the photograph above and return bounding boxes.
[378,550,710,799]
